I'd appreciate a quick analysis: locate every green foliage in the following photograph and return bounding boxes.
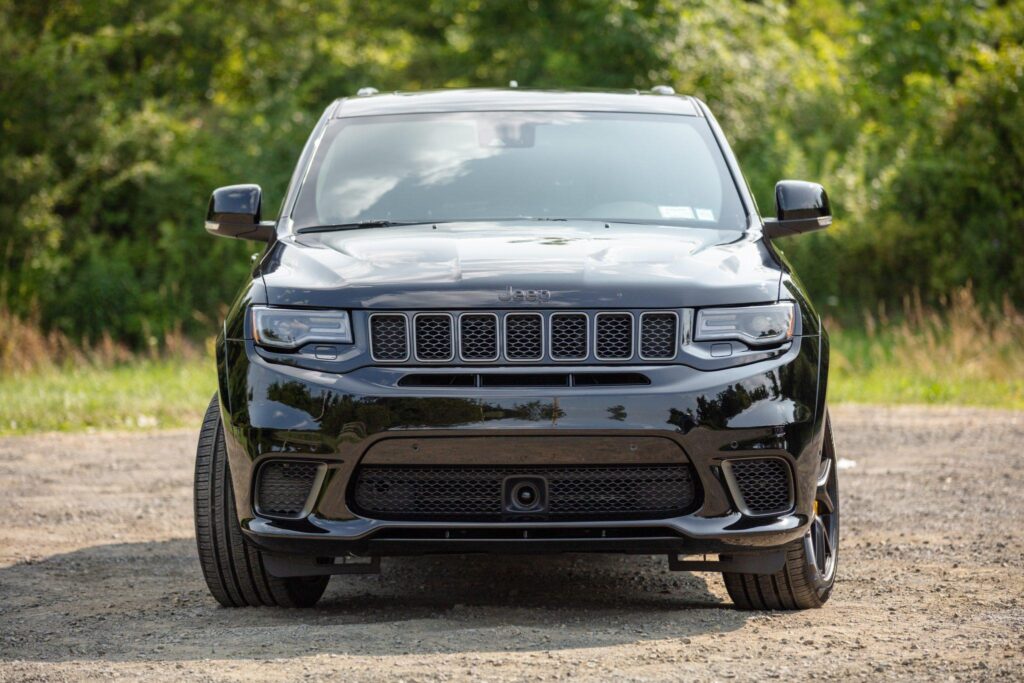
[1,0,1022,343]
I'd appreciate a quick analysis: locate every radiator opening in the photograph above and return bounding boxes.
[397,372,650,388]
[480,373,569,387]
[572,372,650,386]
[398,373,476,387]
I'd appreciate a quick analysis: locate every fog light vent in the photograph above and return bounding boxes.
[255,461,322,519]
[723,457,793,516]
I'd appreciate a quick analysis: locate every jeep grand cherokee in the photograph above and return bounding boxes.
[195,87,839,610]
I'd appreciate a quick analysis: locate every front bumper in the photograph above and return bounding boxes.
[218,332,826,558]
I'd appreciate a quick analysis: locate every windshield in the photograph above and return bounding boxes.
[291,111,747,231]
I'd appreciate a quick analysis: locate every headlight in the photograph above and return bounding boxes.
[695,303,795,346]
[251,307,353,348]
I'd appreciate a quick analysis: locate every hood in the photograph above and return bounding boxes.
[259,222,782,309]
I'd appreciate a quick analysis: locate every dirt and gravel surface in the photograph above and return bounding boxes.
[1,404,1022,681]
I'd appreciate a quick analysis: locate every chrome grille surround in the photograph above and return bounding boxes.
[369,313,410,362]
[504,313,544,361]
[413,313,455,362]
[549,312,589,361]
[594,312,635,360]
[639,311,679,360]
[458,313,500,362]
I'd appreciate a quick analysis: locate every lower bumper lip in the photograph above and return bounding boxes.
[242,512,808,554]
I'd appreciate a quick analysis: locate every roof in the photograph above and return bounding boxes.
[332,88,701,118]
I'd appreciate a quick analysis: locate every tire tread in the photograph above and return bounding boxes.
[722,414,838,611]
[193,395,328,608]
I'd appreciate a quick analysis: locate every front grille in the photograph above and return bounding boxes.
[255,461,321,519]
[366,310,683,364]
[369,314,409,361]
[505,313,543,360]
[459,314,498,361]
[725,458,793,516]
[350,464,698,521]
[550,313,588,360]
[640,312,678,360]
[414,314,454,361]
[595,313,633,360]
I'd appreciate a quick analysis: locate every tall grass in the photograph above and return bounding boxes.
[828,286,1024,408]
[0,307,204,375]
[0,308,215,434]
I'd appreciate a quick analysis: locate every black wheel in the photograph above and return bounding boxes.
[194,395,329,607]
[723,411,839,610]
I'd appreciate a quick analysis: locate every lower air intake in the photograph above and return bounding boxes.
[725,458,793,516]
[350,464,699,521]
[255,461,321,519]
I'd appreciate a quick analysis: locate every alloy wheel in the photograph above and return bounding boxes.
[807,442,839,582]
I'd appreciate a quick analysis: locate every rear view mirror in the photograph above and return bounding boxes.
[763,180,832,238]
[205,184,276,242]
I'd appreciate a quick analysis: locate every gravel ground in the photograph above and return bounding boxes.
[0,404,1022,681]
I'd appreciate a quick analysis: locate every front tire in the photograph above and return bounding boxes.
[193,395,329,607]
[723,412,839,610]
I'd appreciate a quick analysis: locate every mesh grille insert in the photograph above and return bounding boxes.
[350,464,698,521]
[640,313,678,359]
[505,314,543,360]
[459,314,499,360]
[255,461,320,518]
[596,313,633,359]
[727,458,793,515]
[369,314,408,361]
[550,313,588,360]
[414,314,454,361]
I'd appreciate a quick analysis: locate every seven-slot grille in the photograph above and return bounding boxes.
[350,464,699,521]
[368,311,682,364]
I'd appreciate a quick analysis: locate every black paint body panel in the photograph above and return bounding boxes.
[260,223,780,310]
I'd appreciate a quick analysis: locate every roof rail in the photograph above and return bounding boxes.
[651,85,675,95]
[356,86,379,97]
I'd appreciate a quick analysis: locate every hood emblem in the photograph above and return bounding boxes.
[498,286,552,303]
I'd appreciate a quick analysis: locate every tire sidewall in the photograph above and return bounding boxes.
[802,414,839,600]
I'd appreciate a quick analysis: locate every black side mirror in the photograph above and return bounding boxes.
[763,180,832,239]
[205,184,276,242]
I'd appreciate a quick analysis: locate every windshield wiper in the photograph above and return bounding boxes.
[296,220,430,233]
[295,217,691,233]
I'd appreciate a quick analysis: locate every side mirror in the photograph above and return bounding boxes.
[205,184,276,242]
[763,180,832,239]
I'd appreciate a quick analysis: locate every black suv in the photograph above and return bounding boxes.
[195,88,839,610]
